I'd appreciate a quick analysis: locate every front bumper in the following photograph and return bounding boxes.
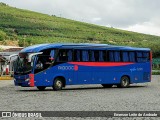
[14,79,30,87]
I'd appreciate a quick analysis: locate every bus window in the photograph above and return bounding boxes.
[82,50,89,61]
[50,50,55,61]
[143,52,149,61]
[114,51,121,62]
[99,51,104,61]
[122,52,129,62]
[137,52,143,62]
[57,49,73,62]
[143,52,149,58]
[103,51,108,61]
[136,51,149,63]
[73,50,81,62]
[57,49,67,62]
[94,51,99,62]
[90,51,95,62]
[137,52,143,57]
[109,51,114,62]
[67,50,73,62]
[129,52,135,62]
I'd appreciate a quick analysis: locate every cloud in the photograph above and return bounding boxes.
[122,17,160,36]
[91,17,102,23]
[0,0,160,36]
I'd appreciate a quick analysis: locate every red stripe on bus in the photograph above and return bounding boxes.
[68,62,134,67]
[29,74,34,87]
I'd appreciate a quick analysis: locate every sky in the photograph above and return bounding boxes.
[1,0,160,36]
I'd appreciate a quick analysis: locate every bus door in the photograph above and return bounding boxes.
[56,49,74,85]
[33,50,55,86]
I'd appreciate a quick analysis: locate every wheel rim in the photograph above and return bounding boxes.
[122,77,128,87]
[56,80,62,88]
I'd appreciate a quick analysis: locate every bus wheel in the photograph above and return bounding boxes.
[117,76,130,88]
[52,78,63,91]
[37,86,46,91]
[102,84,113,88]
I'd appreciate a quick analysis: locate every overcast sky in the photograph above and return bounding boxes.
[1,0,160,36]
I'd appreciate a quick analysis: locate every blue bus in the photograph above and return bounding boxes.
[13,43,152,91]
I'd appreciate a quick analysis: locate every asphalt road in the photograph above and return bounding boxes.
[0,76,160,119]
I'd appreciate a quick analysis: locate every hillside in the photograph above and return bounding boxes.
[0,3,160,57]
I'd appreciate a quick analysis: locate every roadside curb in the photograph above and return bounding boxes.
[0,76,13,80]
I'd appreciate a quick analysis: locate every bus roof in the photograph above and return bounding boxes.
[20,43,150,53]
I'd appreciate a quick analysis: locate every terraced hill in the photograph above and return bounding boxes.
[0,2,160,57]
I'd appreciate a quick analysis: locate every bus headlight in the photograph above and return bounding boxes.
[25,78,30,82]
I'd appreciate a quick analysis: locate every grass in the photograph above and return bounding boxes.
[0,2,160,57]
[152,72,160,75]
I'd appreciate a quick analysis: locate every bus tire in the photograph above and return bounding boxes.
[52,78,63,91]
[102,84,113,88]
[37,86,46,91]
[117,76,130,88]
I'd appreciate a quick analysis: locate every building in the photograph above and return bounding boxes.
[0,46,23,76]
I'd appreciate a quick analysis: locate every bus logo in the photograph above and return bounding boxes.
[74,65,78,71]
[58,65,78,71]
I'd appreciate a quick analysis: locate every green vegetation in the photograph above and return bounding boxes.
[0,2,160,57]
[0,30,7,41]
[152,71,160,75]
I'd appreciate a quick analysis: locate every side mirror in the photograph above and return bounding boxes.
[28,52,43,62]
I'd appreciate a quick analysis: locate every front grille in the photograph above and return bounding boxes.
[16,79,25,83]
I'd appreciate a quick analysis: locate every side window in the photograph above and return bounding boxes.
[50,50,55,60]
[89,50,103,62]
[143,52,149,58]
[89,50,106,62]
[103,51,108,61]
[94,51,99,61]
[57,49,67,62]
[114,51,121,62]
[122,52,129,62]
[143,52,150,61]
[109,51,136,62]
[73,50,90,62]
[109,51,114,62]
[82,50,89,61]
[136,51,149,63]
[129,52,135,62]
[74,50,81,62]
[99,51,104,61]
[90,51,95,62]
[67,50,73,62]
[57,49,73,62]
[122,51,136,62]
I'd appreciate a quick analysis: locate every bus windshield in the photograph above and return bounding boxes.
[14,53,34,75]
